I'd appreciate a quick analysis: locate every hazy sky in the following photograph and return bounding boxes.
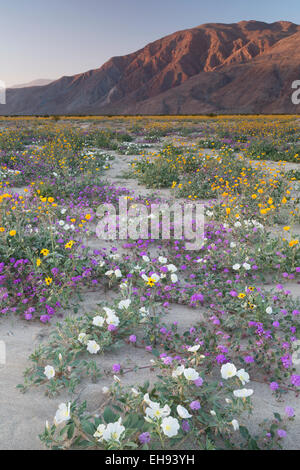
[1,0,299,86]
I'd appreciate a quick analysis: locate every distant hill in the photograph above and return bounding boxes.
[10,79,54,89]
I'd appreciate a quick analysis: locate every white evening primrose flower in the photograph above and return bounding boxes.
[102,418,125,442]
[161,417,180,437]
[221,363,237,379]
[210,410,216,416]
[92,315,105,327]
[54,402,71,425]
[167,264,177,273]
[172,365,185,378]
[94,423,106,442]
[146,402,171,420]
[142,255,150,262]
[114,269,122,278]
[237,369,250,385]
[139,307,149,317]
[87,340,100,354]
[183,368,199,381]
[292,340,300,365]
[232,264,241,271]
[233,388,254,398]
[109,253,120,260]
[266,306,273,314]
[177,405,192,419]
[118,299,131,309]
[187,345,200,353]
[113,375,121,382]
[231,419,239,431]
[78,332,87,344]
[105,270,113,277]
[44,365,55,380]
[171,273,178,283]
[158,256,168,264]
[143,393,157,406]
[106,313,120,327]
[103,307,116,316]
[243,262,251,270]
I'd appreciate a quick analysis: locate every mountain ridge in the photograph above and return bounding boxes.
[1,20,300,115]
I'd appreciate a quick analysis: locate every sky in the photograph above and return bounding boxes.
[0,0,299,86]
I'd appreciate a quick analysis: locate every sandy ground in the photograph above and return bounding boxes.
[0,139,299,450]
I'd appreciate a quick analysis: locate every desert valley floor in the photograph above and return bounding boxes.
[0,115,299,450]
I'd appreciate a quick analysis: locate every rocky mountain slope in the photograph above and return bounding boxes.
[1,20,300,114]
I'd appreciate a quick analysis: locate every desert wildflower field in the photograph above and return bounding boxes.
[0,115,299,450]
